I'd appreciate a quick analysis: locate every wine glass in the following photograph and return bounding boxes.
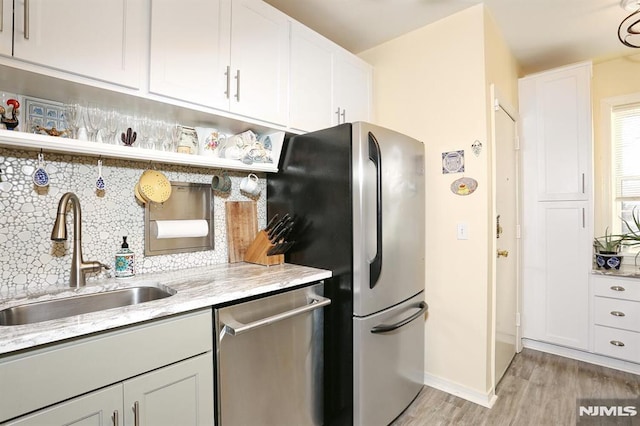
[104,109,120,145]
[86,106,105,142]
[137,117,154,150]
[152,119,166,151]
[64,104,83,140]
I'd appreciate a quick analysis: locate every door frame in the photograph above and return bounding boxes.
[490,84,522,392]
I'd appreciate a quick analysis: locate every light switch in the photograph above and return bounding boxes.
[457,223,469,240]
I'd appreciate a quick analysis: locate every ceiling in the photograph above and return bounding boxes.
[263,0,640,75]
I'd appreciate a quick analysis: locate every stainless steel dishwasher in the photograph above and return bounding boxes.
[214,283,330,426]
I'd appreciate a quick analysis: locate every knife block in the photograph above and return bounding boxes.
[243,230,284,266]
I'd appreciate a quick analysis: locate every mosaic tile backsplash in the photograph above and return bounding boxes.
[0,147,266,299]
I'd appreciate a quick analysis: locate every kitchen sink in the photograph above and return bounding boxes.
[0,284,176,326]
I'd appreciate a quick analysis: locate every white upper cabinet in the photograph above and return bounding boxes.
[149,0,231,110]
[12,0,145,89]
[290,21,372,132]
[228,0,289,125]
[0,0,11,56]
[332,49,372,125]
[519,62,592,201]
[149,0,289,126]
[289,21,333,132]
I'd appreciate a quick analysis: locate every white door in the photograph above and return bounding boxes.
[494,94,519,385]
[229,0,289,126]
[149,0,231,109]
[13,0,145,88]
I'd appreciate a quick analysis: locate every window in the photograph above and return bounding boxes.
[611,102,640,239]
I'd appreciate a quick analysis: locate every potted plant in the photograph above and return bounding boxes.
[593,227,624,269]
[621,207,640,266]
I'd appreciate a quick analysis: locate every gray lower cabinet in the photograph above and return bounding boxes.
[0,308,214,425]
[4,353,214,426]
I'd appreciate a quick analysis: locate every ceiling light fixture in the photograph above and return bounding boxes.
[619,0,640,47]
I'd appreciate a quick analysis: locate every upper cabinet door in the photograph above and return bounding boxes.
[229,0,289,126]
[12,0,145,89]
[289,22,333,132]
[149,0,231,110]
[332,50,372,125]
[519,62,592,201]
[0,0,11,57]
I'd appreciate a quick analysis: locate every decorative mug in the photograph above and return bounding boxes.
[240,173,260,196]
[196,127,226,157]
[211,172,232,193]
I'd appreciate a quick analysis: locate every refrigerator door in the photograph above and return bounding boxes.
[353,291,426,426]
[352,122,425,316]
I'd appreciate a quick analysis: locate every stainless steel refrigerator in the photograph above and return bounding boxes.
[268,122,427,426]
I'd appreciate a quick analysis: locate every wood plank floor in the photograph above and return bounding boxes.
[391,348,640,425]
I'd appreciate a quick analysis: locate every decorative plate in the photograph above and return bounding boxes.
[450,177,478,196]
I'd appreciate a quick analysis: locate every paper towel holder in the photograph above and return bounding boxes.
[144,181,214,256]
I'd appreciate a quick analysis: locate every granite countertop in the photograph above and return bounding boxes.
[0,262,332,355]
[591,263,640,279]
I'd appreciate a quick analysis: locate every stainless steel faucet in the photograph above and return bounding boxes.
[51,192,110,287]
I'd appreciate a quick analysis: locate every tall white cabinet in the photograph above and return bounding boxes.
[520,61,593,351]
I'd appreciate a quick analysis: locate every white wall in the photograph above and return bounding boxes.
[361,4,512,400]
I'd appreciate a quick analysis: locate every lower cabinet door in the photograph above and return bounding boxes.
[123,352,214,426]
[4,384,122,426]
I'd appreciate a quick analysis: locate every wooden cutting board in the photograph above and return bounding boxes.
[225,201,258,263]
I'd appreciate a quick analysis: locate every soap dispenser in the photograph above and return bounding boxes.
[115,236,135,278]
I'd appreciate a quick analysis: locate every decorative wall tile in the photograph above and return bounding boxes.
[0,147,267,299]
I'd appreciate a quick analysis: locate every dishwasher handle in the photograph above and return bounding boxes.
[223,295,331,336]
[370,301,428,334]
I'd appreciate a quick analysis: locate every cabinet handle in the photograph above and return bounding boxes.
[224,65,230,99]
[113,410,119,426]
[133,401,140,426]
[582,173,585,193]
[611,285,626,292]
[610,340,625,347]
[610,311,626,317]
[234,69,240,102]
[24,0,30,40]
[1,0,3,33]
[341,109,346,123]
[582,208,585,228]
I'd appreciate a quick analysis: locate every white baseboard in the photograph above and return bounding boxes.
[423,372,498,408]
[522,339,640,376]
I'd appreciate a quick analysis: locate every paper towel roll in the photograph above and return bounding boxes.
[155,220,209,239]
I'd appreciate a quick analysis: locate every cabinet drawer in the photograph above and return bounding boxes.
[592,275,640,301]
[594,297,640,332]
[593,325,640,363]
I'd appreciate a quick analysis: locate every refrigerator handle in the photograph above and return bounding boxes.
[370,302,428,334]
[368,131,383,289]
